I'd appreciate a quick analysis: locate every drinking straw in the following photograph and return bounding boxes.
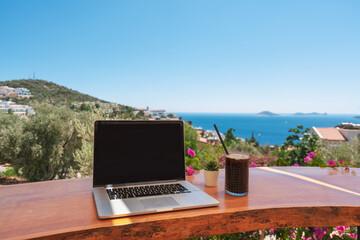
[213,124,229,155]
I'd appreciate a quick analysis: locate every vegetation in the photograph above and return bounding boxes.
[1,80,359,238]
[0,113,22,164]
[273,125,320,166]
[184,122,198,152]
[11,104,83,181]
[227,140,262,157]
[318,138,360,167]
[203,160,220,171]
[224,128,237,146]
[0,79,104,105]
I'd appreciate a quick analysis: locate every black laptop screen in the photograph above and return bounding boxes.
[93,121,185,186]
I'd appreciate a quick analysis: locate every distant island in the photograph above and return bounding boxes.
[354,116,360,119]
[256,111,278,116]
[293,112,327,116]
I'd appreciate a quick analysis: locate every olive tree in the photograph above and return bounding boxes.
[13,103,82,181]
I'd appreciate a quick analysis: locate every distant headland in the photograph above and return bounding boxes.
[256,111,329,116]
[256,111,278,116]
[293,112,327,116]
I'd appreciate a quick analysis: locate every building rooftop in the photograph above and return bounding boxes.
[312,127,346,141]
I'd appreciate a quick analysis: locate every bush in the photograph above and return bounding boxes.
[274,125,320,166]
[12,103,82,181]
[184,122,198,152]
[0,113,23,164]
[319,138,360,168]
[227,141,262,157]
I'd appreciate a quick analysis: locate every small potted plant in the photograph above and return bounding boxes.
[204,160,220,186]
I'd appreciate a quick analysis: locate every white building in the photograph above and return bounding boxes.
[14,88,32,98]
[0,86,32,98]
[0,100,35,116]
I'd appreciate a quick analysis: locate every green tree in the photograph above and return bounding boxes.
[184,122,198,152]
[227,140,262,157]
[80,103,91,112]
[224,128,237,146]
[275,125,320,166]
[247,130,259,147]
[0,113,23,164]
[319,137,360,167]
[69,112,102,178]
[135,110,145,119]
[12,103,82,181]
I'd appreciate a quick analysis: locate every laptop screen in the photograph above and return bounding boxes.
[93,120,185,186]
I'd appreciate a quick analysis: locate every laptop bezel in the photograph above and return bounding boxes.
[92,120,186,187]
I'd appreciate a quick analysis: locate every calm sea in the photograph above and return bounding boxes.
[175,113,360,146]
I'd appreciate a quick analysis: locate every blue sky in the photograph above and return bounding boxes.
[1,0,359,114]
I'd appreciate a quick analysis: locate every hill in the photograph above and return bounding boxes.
[0,79,108,105]
[294,112,327,116]
[256,111,278,116]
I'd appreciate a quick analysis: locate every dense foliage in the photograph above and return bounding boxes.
[0,79,105,105]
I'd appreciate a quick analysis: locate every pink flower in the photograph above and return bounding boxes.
[292,163,299,167]
[339,160,344,164]
[187,148,196,157]
[269,229,274,233]
[308,152,316,158]
[250,162,257,167]
[314,227,326,239]
[186,166,195,176]
[328,160,337,167]
[336,226,347,234]
[304,156,313,163]
[345,167,350,171]
[350,233,357,239]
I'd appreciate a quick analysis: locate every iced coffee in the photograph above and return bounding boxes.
[225,153,249,196]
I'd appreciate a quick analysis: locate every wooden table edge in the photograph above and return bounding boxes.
[14,205,360,240]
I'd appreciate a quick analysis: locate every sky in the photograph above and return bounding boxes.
[0,0,359,114]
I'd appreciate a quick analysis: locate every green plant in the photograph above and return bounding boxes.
[319,138,360,167]
[224,128,237,146]
[275,125,320,166]
[203,160,220,171]
[228,140,262,157]
[1,167,17,177]
[184,122,198,152]
[12,103,82,181]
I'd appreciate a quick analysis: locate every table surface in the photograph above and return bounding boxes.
[1,167,360,240]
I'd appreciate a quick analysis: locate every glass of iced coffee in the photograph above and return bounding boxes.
[225,153,249,196]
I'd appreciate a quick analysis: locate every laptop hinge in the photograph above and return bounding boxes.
[97,179,185,188]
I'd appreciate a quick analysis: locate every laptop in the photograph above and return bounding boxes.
[93,120,219,219]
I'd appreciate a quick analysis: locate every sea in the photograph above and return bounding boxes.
[175,113,360,146]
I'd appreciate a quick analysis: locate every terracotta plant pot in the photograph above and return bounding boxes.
[204,170,219,186]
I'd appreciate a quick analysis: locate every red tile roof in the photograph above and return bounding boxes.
[313,127,346,141]
[134,108,148,111]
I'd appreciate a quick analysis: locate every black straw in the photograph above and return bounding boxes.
[213,124,229,155]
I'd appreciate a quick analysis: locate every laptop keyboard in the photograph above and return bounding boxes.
[106,183,191,200]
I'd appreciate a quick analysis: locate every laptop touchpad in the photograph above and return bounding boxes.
[140,197,179,210]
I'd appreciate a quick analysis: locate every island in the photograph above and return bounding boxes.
[354,116,360,119]
[256,111,278,116]
[293,112,327,116]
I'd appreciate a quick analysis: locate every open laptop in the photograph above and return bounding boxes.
[93,120,219,219]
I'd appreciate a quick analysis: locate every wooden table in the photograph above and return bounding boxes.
[1,167,360,240]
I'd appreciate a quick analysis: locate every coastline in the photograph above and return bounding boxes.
[176,113,360,146]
